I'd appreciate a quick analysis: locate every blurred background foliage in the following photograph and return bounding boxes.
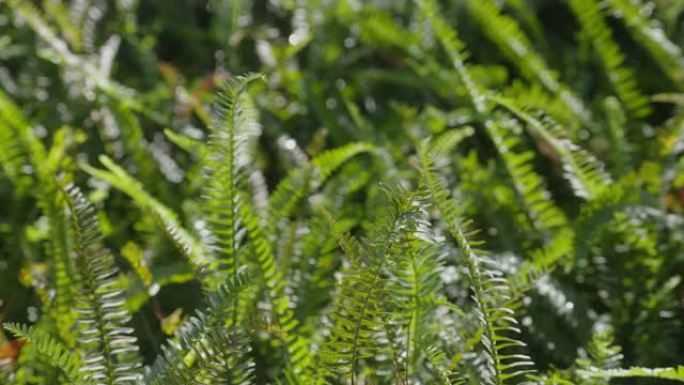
[1,0,684,384]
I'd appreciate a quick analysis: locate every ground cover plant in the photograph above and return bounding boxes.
[0,0,683,384]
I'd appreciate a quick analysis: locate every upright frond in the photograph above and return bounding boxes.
[64,184,143,385]
[202,73,264,290]
[418,142,537,385]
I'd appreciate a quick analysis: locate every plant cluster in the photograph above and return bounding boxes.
[0,0,683,384]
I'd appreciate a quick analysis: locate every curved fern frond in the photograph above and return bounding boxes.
[239,196,313,381]
[64,184,143,385]
[605,0,684,84]
[418,141,536,385]
[267,141,376,234]
[83,156,207,276]
[509,228,575,297]
[491,95,611,200]
[3,323,82,383]
[468,0,591,125]
[486,117,568,232]
[580,365,684,382]
[147,276,254,385]
[565,0,652,117]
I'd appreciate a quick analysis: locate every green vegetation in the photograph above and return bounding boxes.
[0,0,683,384]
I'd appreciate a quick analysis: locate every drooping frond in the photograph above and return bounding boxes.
[485,117,568,233]
[417,1,569,235]
[580,365,684,382]
[83,155,206,278]
[491,95,611,200]
[64,184,143,385]
[468,0,591,125]
[565,0,652,117]
[604,0,684,84]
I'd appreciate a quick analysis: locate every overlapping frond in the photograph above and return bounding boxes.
[485,117,568,232]
[267,141,376,234]
[147,276,254,385]
[316,186,431,384]
[605,0,684,84]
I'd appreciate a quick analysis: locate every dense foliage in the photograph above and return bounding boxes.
[1,0,684,384]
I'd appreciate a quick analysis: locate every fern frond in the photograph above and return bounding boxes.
[267,141,376,234]
[387,235,444,379]
[486,117,568,232]
[3,323,82,383]
[491,95,611,200]
[0,89,77,345]
[239,196,313,381]
[418,142,537,385]
[148,276,254,385]
[565,0,652,117]
[64,184,143,385]
[416,0,486,114]
[580,365,684,382]
[468,0,591,125]
[509,228,575,296]
[83,155,207,276]
[202,73,263,290]
[317,186,429,384]
[605,0,684,84]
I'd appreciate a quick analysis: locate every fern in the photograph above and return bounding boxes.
[605,0,684,84]
[0,89,77,345]
[3,323,82,383]
[266,141,376,235]
[317,186,430,384]
[83,156,207,278]
[468,0,592,126]
[201,73,263,290]
[491,95,611,200]
[581,365,684,382]
[147,276,254,385]
[63,184,143,385]
[565,0,652,117]
[418,143,536,385]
